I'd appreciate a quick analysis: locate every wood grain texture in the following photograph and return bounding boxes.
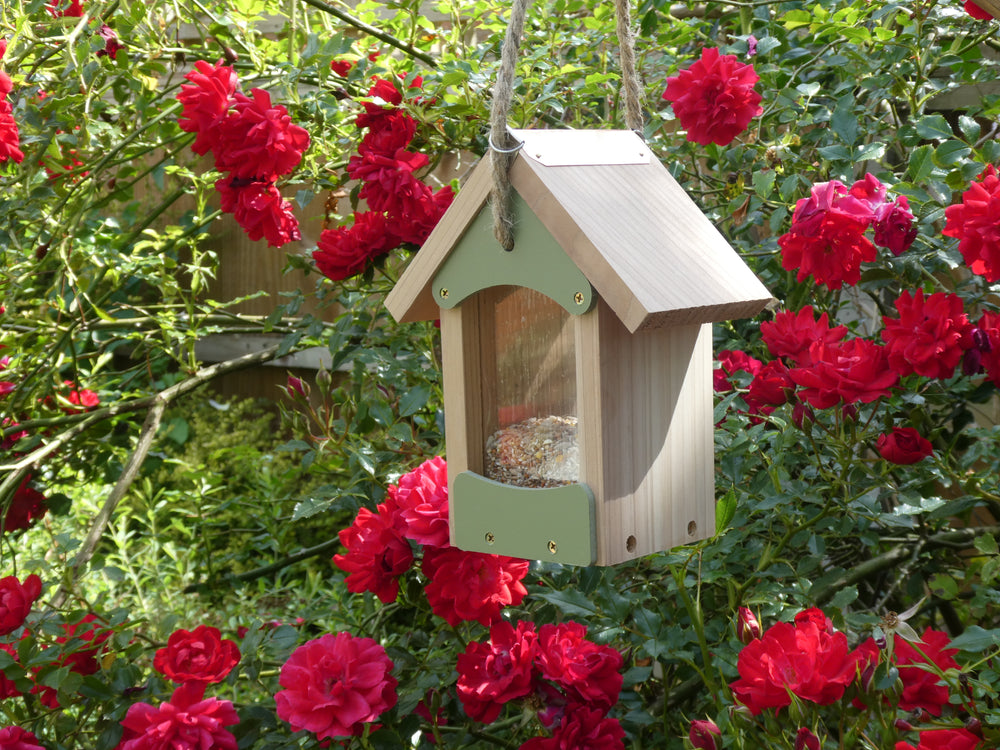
[970,0,1000,19]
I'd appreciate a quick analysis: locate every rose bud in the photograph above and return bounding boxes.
[688,718,721,750]
[795,727,820,750]
[736,607,761,644]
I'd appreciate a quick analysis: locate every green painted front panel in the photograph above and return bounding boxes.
[452,471,596,566]
[432,193,594,315]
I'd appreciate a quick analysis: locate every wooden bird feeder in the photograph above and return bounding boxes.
[385,129,774,566]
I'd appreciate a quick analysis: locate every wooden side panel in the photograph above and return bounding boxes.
[583,301,714,565]
[441,305,486,543]
[972,0,1000,18]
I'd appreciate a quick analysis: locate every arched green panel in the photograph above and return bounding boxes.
[432,192,594,315]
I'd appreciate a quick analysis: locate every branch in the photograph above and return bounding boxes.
[49,399,167,609]
[183,537,342,593]
[296,0,437,68]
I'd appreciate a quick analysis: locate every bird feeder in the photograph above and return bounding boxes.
[385,129,774,566]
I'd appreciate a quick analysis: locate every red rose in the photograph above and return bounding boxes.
[0,574,42,636]
[874,196,918,256]
[661,47,762,146]
[965,1,995,20]
[761,306,847,365]
[0,103,23,165]
[275,632,397,741]
[394,185,454,247]
[746,359,796,410]
[881,289,974,379]
[333,505,413,604]
[212,89,310,181]
[422,546,528,627]
[794,607,833,632]
[796,728,822,750]
[779,179,878,290]
[688,718,721,750]
[46,0,83,16]
[895,629,960,716]
[96,25,123,60]
[519,706,625,750]
[3,477,47,535]
[330,59,353,76]
[895,728,981,750]
[943,165,1000,282]
[358,110,417,158]
[877,427,934,465]
[214,178,300,248]
[788,338,898,409]
[313,211,401,282]
[729,609,868,714]
[0,643,22,700]
[0,726,44,750]
[153,625,241,684]
[118,682,239,750]
[176,60,238,156]
[714,350,762,393]
[387,456,450,548]
[974,311,1000,386]
[535,622,623,711]
[456,620,537,723]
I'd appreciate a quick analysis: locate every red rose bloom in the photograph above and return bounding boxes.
[0,574,42,635]
[275,632,397,741]
[729,609,868,714]
[688,718,721,750]
[943,165,1000,282]
[0,103,24,165]
[882,290,974,379]
[714,350,762,392]
[877,427,934,465]
[788,338,898,409]
[349,150,434,220]
[519,707,625,750]
[874,196,918,256]
[973,311,1000,386]
[3,478,47,534]
[778,187,876,289]
[662,47,762,146]
[359,110,417,157]
[535,622,623,711]
[177,60,238,156]
[215,178,301,248]
[96,25,123,60]
[0,726,44,750]
[895,629,960,716]
[895,728,981,750]
[746,359,796,410]
[313,211,401,282]
[0,643,22,700]
[761,306,848,365]
[213,89,310,181]
[456,620,537,723]
[46,0,83,16]
[333,506,413,604]
[422,546,529,627]
[153,624,241,684]
[330,59,353,76]
[965,1,995,20]
[387,456,450,548]
[394,185,455,246]
[118,682,239,750]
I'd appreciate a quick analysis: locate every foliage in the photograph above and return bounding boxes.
[2,0,1000,748]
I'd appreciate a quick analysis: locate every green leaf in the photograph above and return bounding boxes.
[752,170,776,199]
[829,585,858,608]
[398,385,431,417]
[913,114,953,141]
[535,589,600,618]
[948,626,1000,652]
[933,140,972,167]
[716,489,737,534]
[974,533,998,556]
[907,145,934,182]
[832,95,858,146]
[782,9,813,29]
[959,115,981,142]
[854,142,886,163]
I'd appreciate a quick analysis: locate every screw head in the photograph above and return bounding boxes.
[574,291,585,305]
[547,540,557,554]
[439,287,449,300]
[485,532,495,545]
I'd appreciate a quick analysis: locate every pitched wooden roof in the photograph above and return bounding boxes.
[385,129,774,333]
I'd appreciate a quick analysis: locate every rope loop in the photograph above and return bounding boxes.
[489,0,644,251]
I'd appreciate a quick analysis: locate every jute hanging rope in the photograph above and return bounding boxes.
[489,0,644,251]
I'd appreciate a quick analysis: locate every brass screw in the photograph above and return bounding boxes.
[574,291,585,305]
[439,287,449,299]
[547,540,557,554]
[485,532,495,545]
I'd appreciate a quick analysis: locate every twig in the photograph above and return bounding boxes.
[183,537,343,593]
[296,0,437,67]
[49,400,167,609]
